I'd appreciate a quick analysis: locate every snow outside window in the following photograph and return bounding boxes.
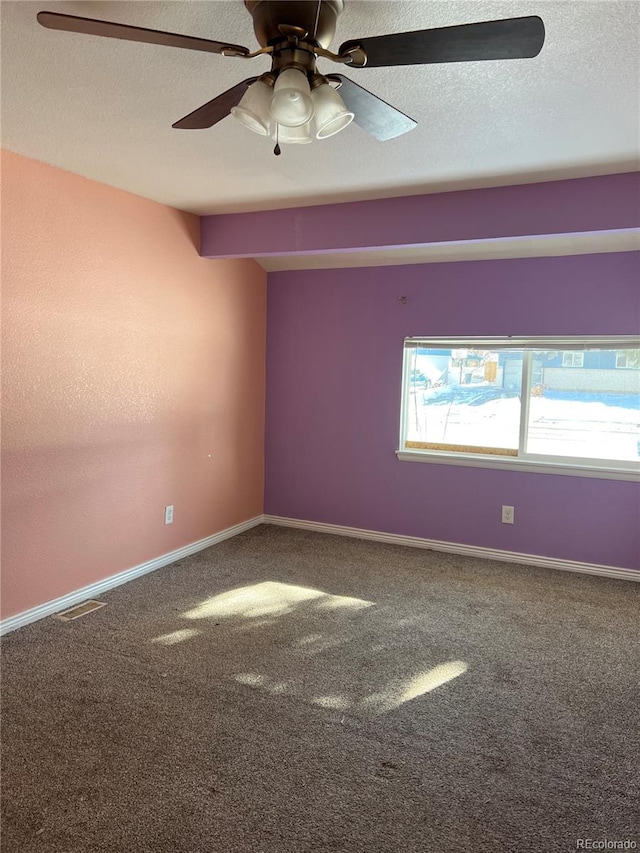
[399,337,640,480]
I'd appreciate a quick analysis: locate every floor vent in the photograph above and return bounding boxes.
[54,600,106,622]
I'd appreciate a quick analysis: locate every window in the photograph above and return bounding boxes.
[562,351,584,367]
[616,351,640,369]
[399,337,640,480]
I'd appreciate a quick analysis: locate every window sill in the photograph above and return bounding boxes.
[396,450,640,481]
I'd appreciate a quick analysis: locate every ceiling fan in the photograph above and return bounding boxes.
[37,1,545,153]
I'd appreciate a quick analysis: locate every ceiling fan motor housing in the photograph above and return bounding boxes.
[245,0,344,49]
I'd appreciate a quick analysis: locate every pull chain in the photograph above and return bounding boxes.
[273,124,281,156]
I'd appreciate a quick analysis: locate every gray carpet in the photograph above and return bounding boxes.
[1,525,638,853]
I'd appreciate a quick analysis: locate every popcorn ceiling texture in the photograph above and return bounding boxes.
[1,149,266,620]
[1,1,639,214]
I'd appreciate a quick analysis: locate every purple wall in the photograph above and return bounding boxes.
[200,172,640,258]
[265,252,640,569]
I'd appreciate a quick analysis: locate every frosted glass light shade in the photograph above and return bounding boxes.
[312,83,354,139]
[272,122,313,144]
[230,79,273,136]
[270,68,313,128]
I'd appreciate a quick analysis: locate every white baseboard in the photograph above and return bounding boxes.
[0,515,264,636]
[4,512,636,636]
[262,515,640,583]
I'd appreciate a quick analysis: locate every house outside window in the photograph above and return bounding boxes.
[399,337,640,481]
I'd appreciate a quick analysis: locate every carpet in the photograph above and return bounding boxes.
[2,525,638,852]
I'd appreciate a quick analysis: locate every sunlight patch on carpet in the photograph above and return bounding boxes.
[182,582,374,622]
[231,660,468,717]
[152,628,201,646]
[362,660,469,714]
[314,694,351,710]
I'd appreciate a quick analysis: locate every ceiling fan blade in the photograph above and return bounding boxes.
[339,16,545,67]
[328,75,416,141]
[37,11,250,57]
[172,79,258,129]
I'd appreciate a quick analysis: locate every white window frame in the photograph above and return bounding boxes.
[616,352,629,369]
[397,336,640,482]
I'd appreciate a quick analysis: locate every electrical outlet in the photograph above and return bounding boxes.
[164,505,174,525]
[501,505,514,524]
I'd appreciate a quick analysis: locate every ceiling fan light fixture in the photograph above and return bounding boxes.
[37,8,546,148]
[273,122,313,144]
[270,68,314,128]
[230,78,273,136]
[311,82,354,139]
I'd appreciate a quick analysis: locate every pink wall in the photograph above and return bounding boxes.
[1,150,266,620]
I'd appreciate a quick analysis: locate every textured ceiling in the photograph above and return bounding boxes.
[2,1,639,214]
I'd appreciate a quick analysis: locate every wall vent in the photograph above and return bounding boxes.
[54,600,106,621]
